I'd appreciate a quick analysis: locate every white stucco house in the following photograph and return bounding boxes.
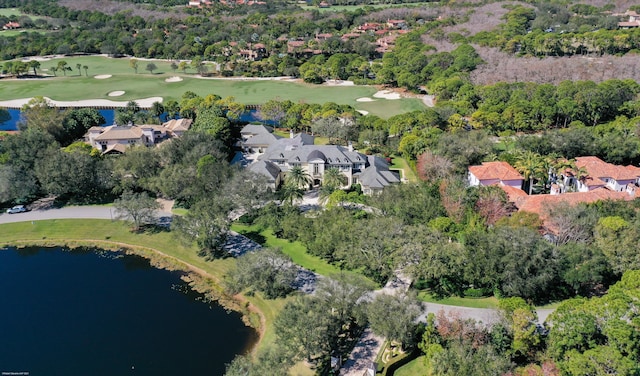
[553,156,640,194]
[467,161,524,189]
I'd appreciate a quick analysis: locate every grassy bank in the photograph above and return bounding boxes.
[0,56,424,118]
[231,223,371,283]
[0,219,284,352]
[417,291,500,309]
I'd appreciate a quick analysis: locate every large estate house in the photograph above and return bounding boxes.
[551,156,640,194]
[85,118,192,154]
[242,124,400,194]
[467,157,640,233]
[468,161,524,189]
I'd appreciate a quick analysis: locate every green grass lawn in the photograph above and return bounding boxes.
[0,8,26,17]
[299,1,433,12]
[0,8,45,21]
[389,155,418,183]
[394,355,429,376]
[231,223,358,278]
[0,218,287,353]
[355,97,426,118]
[0,29,47,36]
[417,291,500,309]
[0,56,424,118]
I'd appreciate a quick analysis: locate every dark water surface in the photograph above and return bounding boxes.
[0,108,265,131]
[0,247,257,376]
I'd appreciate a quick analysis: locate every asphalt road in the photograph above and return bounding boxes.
[0,206,171,225]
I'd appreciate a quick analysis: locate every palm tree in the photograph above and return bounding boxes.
[76,63,82,76]
[151,101,165,122]
[28,60,40,76]
[280,184,305,206]
[320,167,347,201]
[83,65,88,76]
[50,66,57,76]
[514,151,545,195]
[57,60,68,76]
[285,166,312,190]
[323,167,347,190]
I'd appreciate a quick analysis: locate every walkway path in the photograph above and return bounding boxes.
[339,268,555,375]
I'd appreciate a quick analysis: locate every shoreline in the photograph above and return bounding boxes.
[0,96,164,109]
[1,237,266,353]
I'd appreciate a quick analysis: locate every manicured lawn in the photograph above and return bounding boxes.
[389,155,418,183]
[394,355,429,376]
[0,56,425,118]
[0,8,26,17]
[417,291,500,309]
[172,208,189,216]
[0,218,286,352]
[231,223,352,278]
[0,29,47,36]
[299,1,434,12]
[354,96,426,118]
[231,223,376,286]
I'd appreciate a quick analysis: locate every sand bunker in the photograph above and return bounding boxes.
[356,97,375,102]
[357,110,369,115]
[325,80,355,86]
[165,76,183,82]
[373,90,401,100]
[0,96,163,109]
[108,91,125,97]
[94,74,112,79]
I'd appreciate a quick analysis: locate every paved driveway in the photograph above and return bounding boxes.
[0,206,172,224]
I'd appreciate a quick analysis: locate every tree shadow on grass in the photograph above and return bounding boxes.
[238,230,266,245]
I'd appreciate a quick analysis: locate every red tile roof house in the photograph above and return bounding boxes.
[514,188,636,234]
[2,22,21,30]
[557,156,640,193]
[468,161,525,190]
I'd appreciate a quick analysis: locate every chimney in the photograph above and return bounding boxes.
[290,129,294,139]
[348,141,353,152]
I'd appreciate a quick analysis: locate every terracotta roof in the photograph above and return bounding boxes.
[499,184,528,201]
[469,161,524,181]
[515,188,635,230]
[575,156,640,181]
[341,33,361,39]
[619,21,640,27]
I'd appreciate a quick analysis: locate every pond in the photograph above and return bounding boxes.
[0,246,257,376]
[0,108,266,131]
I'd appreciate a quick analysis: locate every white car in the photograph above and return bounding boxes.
[6,205,28,214]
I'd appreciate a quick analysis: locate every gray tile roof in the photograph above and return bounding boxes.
[240,124,274,135]
[359,156,400,189]
[244,132,281,147]
[248,160,281,181]
[262,144,367,166]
